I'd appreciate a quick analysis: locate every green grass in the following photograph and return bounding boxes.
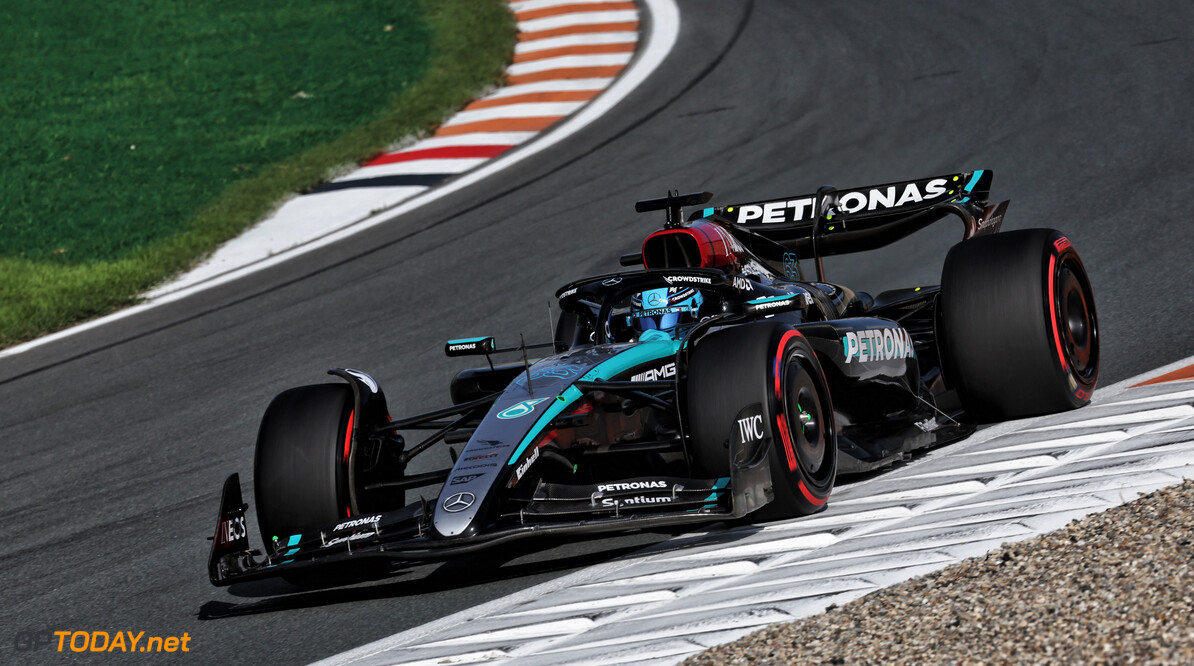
[0,0,515,347]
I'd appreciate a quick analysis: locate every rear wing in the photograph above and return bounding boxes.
[692,170,1007,265]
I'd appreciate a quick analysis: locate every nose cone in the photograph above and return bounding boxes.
[433,486,486,538]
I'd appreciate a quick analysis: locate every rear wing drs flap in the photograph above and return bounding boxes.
[692,170,1007,263]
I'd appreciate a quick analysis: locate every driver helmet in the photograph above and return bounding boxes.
[628,287,703,339]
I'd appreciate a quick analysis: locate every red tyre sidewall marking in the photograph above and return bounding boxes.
[1048,241,1093,401]
[1047,253,1070,374]
[773,329,831,507]
[799,480,828,507]
[774,330,801,474]
[342,410,355,517]
[776,413,798,472]
[343,410,355,464]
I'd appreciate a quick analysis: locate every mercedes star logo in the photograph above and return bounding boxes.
[443,492,475,513]
[602,277,622,286]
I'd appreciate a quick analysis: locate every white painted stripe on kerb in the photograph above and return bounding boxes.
[601,561,759,586]
[830,480,988,505]
[663,532,838,561]
[1025,404,1194,430]
[517,10,638,35]
[745,505,914,530]
[411,132,538,149]
[376,651,508,666]
[900,455,1059,479]
[495,590,679,618]
[515,32,638,54]
[955,431,1126,455]
[1110,389,1194,405]
[484,78,612,99]
[442,101,587,126]
[506,52,634,77]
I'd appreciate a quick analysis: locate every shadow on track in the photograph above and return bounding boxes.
[197,533,670,620]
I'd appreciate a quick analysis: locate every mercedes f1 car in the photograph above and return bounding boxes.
[208,170,1099,586]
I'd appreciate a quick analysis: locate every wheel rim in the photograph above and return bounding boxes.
[783,354,826,475]
[1056,259,1097,381]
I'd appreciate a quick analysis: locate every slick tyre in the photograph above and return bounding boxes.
[254,384,354,550]
[939,228,1099,421]
[688,322,836,519]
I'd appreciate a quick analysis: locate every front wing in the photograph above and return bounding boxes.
[208,435,773,586]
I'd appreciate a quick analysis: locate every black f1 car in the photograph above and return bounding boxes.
[208,170,1099,586]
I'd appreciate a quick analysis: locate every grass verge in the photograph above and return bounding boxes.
[0,0,515,348]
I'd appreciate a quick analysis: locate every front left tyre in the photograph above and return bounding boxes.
[687,321,836,520]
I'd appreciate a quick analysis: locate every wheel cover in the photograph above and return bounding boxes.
[1055,259,1098,382]
[782,354,826,475]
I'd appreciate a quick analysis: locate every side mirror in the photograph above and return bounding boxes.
[444,336,496,357]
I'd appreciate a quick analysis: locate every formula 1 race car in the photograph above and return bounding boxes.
[208,170,1099,586]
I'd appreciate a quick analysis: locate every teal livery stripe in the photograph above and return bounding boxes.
[747,294,795,305]
[281,533,302,556]
[506,386,583,465]
[963,170,984,193]
[506,341,680,465]
[580,340,679,382]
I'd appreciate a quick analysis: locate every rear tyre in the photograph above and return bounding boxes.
[254,384,353,551]
[939,228,1099,421]
[688,322,836,519]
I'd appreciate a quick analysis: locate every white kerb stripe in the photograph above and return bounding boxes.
[506,52,633,77]
[517,10,638,34]
[411,132,538,149]
[484,78,611,99]
[515,32,638,54]
[442,102,586,126]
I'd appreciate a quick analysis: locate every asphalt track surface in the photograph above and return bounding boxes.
[2,2,1192,663]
